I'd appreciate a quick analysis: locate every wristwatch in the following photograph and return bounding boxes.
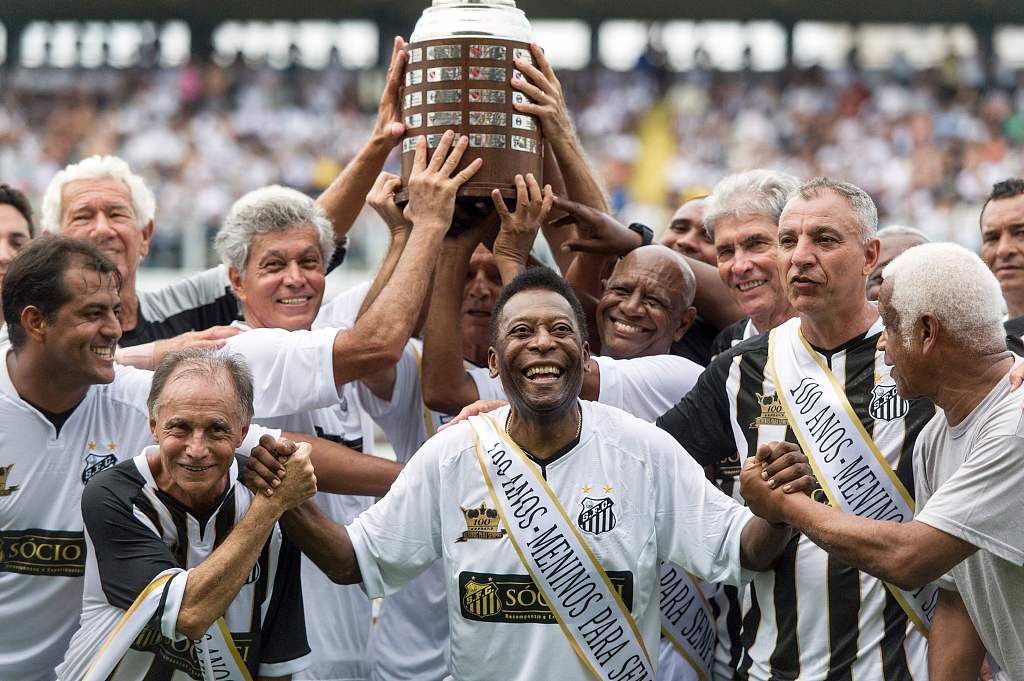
[627,222,654,247]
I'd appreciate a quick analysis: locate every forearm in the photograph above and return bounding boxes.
[334,224,446,386]
[357,230,409,319]
[115,342,156,370]
[317,136,394,243]
[739,517,797,570]
[928,589,986,681]
[539,144,576,275]
[178,496,279,638]
[549,132,608,213]
[781,493,924,589]
[287,431,403,497]
[685,255,744,330]
[421,245,482,413]
[279,501,362,585]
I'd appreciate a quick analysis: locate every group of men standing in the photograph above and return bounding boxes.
[0,36,1022,681]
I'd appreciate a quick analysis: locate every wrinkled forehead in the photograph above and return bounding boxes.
[611,249,686,293]
[499,289,579,331]
[780,192,859,235]
[61,177,134,212]
[981,193,1024,232]
[671,198,706,223]
[247,225,322,260]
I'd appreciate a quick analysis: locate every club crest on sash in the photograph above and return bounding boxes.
[869,382,908,422]
[750,392,788,428]
[462,576,503,618]
[456,501,506,542]
[577,496,616,535]
[82,441,117,484]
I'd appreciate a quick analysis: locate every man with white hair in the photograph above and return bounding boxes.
[865,225,929,301]
[704,170,800,356]
[55,349,319,681]
[741,242,1024,680]
[657,177,936,680]
[218,131,482,681]
[35,39,408,349]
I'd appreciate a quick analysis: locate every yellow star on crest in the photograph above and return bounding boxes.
[603,484,613,494]
[107,441,117,450]
[581,484,591,493]
[87,441,95,450]
[874,372,882,383]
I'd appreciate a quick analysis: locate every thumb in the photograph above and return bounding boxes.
[388,122,405,138]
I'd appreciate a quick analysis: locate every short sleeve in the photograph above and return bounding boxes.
[226,327,341,417]
[81,468,180,610]
[346,434,447,597]
[655,352,736,466]
[257,535,312,677]
[469,366,506,402]
[314,281,372,330]
[356,344,419,420]
[915,433,1024,566]
[649,429,754,586]
[594,354,703,421]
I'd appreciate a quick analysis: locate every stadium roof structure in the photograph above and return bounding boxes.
[5,0,1023,24]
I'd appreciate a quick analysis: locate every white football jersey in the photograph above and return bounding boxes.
[348,401,754,681]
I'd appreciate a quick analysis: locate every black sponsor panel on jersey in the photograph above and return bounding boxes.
[131,625,255,678]
[458,570,633,624]
[0,529,86,576]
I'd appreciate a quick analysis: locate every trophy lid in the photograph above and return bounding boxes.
[410,0,533,43]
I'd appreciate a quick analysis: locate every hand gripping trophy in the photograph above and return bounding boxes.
[398,0,543,208]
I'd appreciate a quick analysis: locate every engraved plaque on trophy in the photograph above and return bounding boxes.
[398,0,543,205]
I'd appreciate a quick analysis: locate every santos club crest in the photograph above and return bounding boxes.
[869,382,908,422]
[577,497,616,535]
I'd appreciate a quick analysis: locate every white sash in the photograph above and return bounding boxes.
[658,564,715,681]
[468,413,655,681]
[83,569,253,681]
[767,319,937,633]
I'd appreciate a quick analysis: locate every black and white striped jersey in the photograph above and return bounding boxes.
[657,319,935,681]
[56,450,310,681]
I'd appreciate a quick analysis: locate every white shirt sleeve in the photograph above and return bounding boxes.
[346,433,448,598]
[356,343,419,420]
[649,426,755,586]
[313,281,373,330]
[594,354,704,422]
[225,327,340,418]
[469,366,506,402]
[915,432,1024,567]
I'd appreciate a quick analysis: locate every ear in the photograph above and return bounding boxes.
[138,219,155,259]
[674,306,697,342]
[149,416,159,441]
[487,346,499,379]
[234,424,250,451]
[919,314,938,353]
[862,237,880,276]
[20,305,48,344]
[227,267,247,306]
[581,340,592,368]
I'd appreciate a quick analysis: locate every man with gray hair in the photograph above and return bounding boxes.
[741,242,1024,680]
[56,348,320,681]
[704,169,800,356]
[36,38,409,350]
[865,225,930,301]
[657,177,937,680]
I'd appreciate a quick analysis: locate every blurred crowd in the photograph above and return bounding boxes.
[3,53,1024,266]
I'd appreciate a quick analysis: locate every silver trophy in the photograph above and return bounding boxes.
[400,0,543,205]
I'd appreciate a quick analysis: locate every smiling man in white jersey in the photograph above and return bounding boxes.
[248,266,816,681]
